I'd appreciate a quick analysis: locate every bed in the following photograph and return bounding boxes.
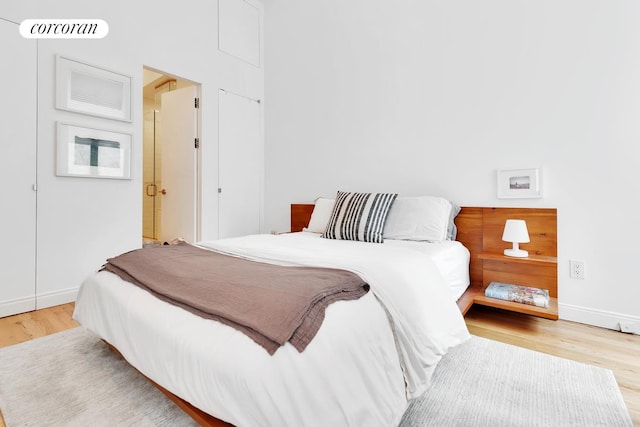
[73,193,472,426]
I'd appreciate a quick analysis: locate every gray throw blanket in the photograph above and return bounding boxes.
[102,242,369,354]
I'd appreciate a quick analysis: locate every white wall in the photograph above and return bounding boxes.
[2,0,263,308]
[263,0,640,329]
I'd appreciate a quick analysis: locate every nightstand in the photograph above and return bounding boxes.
[453,206,558,319]
[473,252,558,319]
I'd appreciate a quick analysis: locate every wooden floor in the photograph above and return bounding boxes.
[0,303,638,426]
[0,303,78,350]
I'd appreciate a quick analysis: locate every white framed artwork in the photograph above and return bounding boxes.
[497,168,542,199]
[56,55,132,122]
[56,122,132,179]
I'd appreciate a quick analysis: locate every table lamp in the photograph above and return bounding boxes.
[502,219,530,258]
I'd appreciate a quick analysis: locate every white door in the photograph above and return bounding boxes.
[159,86,199,243]
[218,90,262,239]
[0,20,37,317]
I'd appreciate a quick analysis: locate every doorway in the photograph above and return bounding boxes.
[142,68,201,244]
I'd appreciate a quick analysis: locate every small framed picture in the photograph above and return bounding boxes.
[56,122,132,179]
[56,55,132,122]
[497,168,542,199]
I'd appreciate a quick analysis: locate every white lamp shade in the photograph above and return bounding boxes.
[502,219,530,257]
[502,219,530,243]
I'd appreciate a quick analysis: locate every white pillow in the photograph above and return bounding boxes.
[304,198,335,233]
[383,196,453,242]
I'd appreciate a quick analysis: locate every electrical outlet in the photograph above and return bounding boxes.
[619,321,640,335]
[569,260,585,279]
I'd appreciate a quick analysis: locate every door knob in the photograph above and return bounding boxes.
[160,189,167,195]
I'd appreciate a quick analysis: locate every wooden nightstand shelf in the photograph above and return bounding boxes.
[474,253,558,319]
[454,207,558,320]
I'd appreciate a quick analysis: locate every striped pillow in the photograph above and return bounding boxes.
[322,191,398,243]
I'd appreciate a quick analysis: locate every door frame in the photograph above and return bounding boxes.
[142,67,202,243]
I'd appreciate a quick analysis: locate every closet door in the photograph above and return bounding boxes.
[0,19,37,317]
[218,90,262,239]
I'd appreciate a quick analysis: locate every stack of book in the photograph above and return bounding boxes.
[485,282,550,308]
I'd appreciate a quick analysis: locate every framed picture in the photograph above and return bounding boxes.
[497,168,542,199]
[56,122,132,179]
[56,55,132,122]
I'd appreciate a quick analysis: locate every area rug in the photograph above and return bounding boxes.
[400,335,633,427]
[0,328,633,426]
[0,328,196,427]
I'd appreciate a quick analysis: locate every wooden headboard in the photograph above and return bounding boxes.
[290,204,316,233]
[290,204,557,287]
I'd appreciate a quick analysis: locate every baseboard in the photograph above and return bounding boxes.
[36,287,79,310]
[0,288,78,318]
[559,303,640,335]
[0,296,36,318]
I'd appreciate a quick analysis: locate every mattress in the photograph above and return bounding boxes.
[379,238,471,300]
[74,232,470,426]
[207,232,471,300]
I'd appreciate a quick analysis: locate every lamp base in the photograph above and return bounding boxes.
[504,248,528,258]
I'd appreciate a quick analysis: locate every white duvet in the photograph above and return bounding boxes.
[74,232,470,427]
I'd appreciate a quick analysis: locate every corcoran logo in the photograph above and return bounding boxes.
[19,19,108,39]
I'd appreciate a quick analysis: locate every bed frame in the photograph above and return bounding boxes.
[112,203,557,427]
[290,204,558,318]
